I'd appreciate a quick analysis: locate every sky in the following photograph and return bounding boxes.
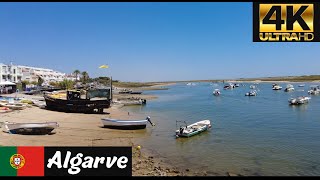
[0,2,319,82]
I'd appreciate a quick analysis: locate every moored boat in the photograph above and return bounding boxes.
[2,121,59,135]
[245,90,257,96]
[175,120,211,138]
[101,116,154,129]
[272,84,282,90]
[288,96,311,105]
[213,89,221,96]
[284,84,295,92]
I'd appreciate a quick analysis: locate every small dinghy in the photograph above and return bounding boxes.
[101,116,154,129]
[2,122,59,135]
[176,120,211,138]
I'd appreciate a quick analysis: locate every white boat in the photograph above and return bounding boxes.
[113,99,146,106]
[213,89,221,96]
[101,116,154,129]
[272,85,282,90]
[186,83,196,86]
[308,85,320,95]
[284,84,294,92]
[288,96,311,105]
[298,84,305,87]
[2,122,59,135]
[249,85,256,89]
[175,120,211,138]
[0,103,27,110]
[245,90,257,96]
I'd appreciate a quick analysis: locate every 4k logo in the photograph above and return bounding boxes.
[253,2,320,42]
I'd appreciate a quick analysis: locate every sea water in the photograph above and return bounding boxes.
[121,82,320,175]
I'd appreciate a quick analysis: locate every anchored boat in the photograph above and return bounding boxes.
[175,120,211,138]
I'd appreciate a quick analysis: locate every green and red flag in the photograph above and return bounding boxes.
[0,146,44,176]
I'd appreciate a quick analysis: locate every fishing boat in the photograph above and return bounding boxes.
[224,83,234,89]
[2,121,59,135]
[44,90,111,113]
[101,116,154,129]
[213,89,221,96]
[288,96,311,105]
[175,120,211,138]
[245,90,257,96]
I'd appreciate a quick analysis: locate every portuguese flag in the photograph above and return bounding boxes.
[0,146,44,176]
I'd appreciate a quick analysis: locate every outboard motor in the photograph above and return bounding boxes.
[146,116,155,126]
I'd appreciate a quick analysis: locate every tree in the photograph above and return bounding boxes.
[58,79,75,90]
[73,70,80,82]
[81,71,89,84]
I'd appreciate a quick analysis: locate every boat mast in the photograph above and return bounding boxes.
[110,76,112,101]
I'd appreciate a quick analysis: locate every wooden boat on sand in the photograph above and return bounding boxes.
[101,116,154,129]
[44,90,111,113]
[176,120,211,138]
[2,122,59,135]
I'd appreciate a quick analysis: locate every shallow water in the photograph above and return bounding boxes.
[122,82,320,176]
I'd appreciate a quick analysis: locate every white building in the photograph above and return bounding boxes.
[0,62,73,85]
[18,65,66,83]
[0,63,23,84]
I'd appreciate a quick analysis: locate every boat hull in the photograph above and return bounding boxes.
[3,122,58,135]
[44,95,110,113]
[101,118,148,130]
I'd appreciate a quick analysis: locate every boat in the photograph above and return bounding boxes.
[288,96,311,105]
[186,83,196,86]
[44,90,111,113]
[101,116,154,129]
[118,89,132,94]
[298,84,305,87]
[175,120,211,138]
[2,121,59,135]
[213,89,221,96]
[223,83,234,89]
[130,91,143,94]
[307,85,320,95]
[0,103,27,110]
[249,85,256,89]
[284,84,295,92]
[272,84,282,90]
[113,99,146,106]
[245,90,257,96]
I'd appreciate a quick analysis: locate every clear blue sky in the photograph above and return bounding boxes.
[0,2,319,82]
